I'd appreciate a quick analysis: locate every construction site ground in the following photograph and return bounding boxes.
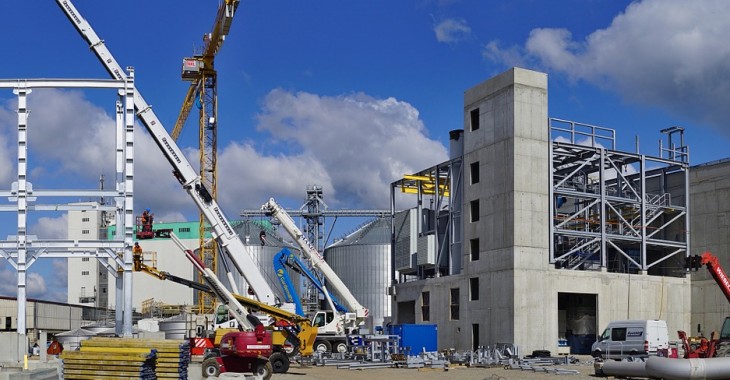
[194,355,601,380]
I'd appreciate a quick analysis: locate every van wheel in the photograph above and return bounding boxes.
[592,350,602,359]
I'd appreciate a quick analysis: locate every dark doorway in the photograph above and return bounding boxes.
[472,323,480,350]
[558,292,597,354]
[397,301,416,324]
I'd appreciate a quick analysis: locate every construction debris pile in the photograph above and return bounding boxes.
[60,337,190,379]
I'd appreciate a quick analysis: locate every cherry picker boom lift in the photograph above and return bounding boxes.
[680,251,730,357]
[132,235,316,374]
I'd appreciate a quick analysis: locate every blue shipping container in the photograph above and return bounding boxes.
[389,324,437,355]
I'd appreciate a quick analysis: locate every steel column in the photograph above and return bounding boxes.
[122,68,136,337]
[14,85,30,358]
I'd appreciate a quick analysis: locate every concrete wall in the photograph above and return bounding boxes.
[394,269,690,353]
[549,270,690,343]
[0,332,22,362]
[689,159,730,336]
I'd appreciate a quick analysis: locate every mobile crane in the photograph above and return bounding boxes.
[262,198,369,353]
[680,252,730,358]
[55,0,281,311]
[132,234,316,376]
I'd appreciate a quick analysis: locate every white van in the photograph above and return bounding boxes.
[591,319,669,360]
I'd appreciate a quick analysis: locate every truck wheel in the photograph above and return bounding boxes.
[201,358,220,378]
[592,350,602,360]
[269,351,290,373]
[253,360,273,380]
[335,341,348,354]
[315,340,332,353]
[716,343,730,357]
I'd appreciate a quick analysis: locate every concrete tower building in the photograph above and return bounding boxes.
[67,202,109,308]
[392,67,691,355]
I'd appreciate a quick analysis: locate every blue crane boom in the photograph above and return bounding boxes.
[273,248,348,317]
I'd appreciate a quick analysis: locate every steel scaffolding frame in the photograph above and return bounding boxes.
[0,74,136,349]
[549,119,690,275]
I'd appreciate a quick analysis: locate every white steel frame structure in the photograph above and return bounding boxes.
[549,118,690,276]
[0,72,137,353]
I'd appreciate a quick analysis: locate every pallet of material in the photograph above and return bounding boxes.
[62,337,191,380]
[61,350,156,380]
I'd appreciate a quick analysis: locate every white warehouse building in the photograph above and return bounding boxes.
[66,206,200,314]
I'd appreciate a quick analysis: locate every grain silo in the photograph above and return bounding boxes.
[214,220,292,304]
[324,218,391,330]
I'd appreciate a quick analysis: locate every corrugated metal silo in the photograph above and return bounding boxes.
[324,218,391,330]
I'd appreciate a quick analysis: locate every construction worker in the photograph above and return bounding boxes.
[133,242,143,271]
[141,208,153,232]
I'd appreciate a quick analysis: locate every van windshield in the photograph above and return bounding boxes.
[600,328,610,341]
[721,318,730,340]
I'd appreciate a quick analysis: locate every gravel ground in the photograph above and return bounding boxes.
[194,355,602,380]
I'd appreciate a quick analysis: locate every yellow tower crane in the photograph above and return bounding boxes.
[172,0,240,314]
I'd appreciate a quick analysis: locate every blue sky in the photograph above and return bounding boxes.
[1,0,729,302]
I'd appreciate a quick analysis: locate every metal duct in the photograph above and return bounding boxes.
[645,356,730,380]
[599,360,649,378]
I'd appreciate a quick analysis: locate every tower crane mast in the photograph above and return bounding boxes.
[173,0,241,314]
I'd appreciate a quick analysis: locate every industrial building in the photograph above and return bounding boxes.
[389,67,700,356]
[7,65,730,362]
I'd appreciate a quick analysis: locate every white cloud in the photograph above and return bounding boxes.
[0,100,21,184]
[434,18,471,43]
[26,272,48,296]
[0,261,66,302]
[216,142,333,210]
[30,215,68,239]
[483,40,526,69]
[0,262,17,296]
[0,86,446,232]
[25,89,115,176]
[255,89,448,209]
[484,0,730,134]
